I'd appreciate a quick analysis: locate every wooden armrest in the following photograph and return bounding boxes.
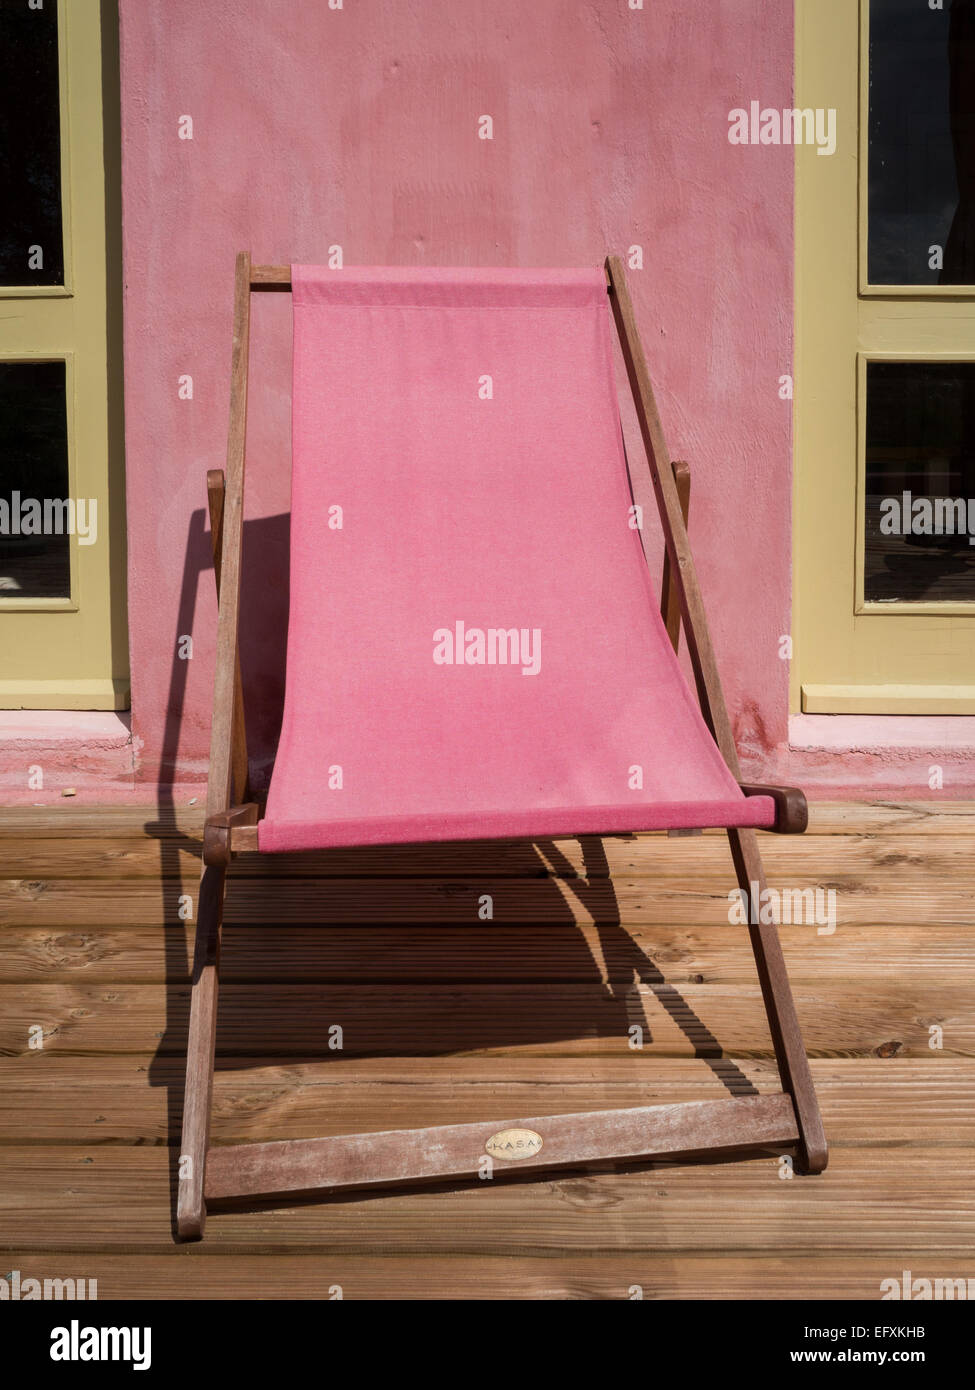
[203,803,260,867]
[739,784,808,834]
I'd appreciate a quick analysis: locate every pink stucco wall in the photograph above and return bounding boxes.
[103,0,970,803]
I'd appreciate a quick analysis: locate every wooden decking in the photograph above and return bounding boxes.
[0,801,973,1299]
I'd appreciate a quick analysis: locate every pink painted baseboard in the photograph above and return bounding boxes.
[0,712,139,803]
[0,713,971,805]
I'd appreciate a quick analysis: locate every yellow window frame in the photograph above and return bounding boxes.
[0,0,128,709]
[794,0,975,716]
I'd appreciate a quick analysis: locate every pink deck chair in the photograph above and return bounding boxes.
[177,253,826,1239]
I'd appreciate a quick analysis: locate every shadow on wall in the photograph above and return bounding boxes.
[154,507,292,793]
[143,502,760,1233]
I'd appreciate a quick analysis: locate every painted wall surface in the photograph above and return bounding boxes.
[110,0,973,800]
[118,0,801,796]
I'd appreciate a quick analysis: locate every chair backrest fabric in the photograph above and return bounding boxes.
[258,266,773,850]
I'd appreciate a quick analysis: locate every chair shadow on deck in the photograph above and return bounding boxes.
[147,508,763,1231]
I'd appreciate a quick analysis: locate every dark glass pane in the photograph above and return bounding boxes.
[868,0,975,286]
[0,360,71,598]
[864,361,975,602]
[0,0,64,286]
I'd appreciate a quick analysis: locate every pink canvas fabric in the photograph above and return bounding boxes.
[258,265,775,851]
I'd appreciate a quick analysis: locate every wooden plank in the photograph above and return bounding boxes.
[1,1250,965,1299]
[1,921,970,985]
[1,1145,971,1252]
[807,802,975,834]
[0,840,199,878]
[3,1056,969,1146]
[0,808,205,838]
[204,1095,800,1201]
[3,871,972,927]
[2,801,975,838]
[1,981,969,1057]
[4,830,974,878]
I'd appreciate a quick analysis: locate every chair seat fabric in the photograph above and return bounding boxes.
[258,266,774,851]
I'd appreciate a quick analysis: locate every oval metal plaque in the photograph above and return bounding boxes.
[485,1127,543,1162]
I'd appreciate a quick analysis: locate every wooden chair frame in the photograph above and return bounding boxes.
[177,252,826,1239]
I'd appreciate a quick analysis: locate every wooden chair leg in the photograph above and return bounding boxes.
[176,863,227,1239]
[727,826,828,1174]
